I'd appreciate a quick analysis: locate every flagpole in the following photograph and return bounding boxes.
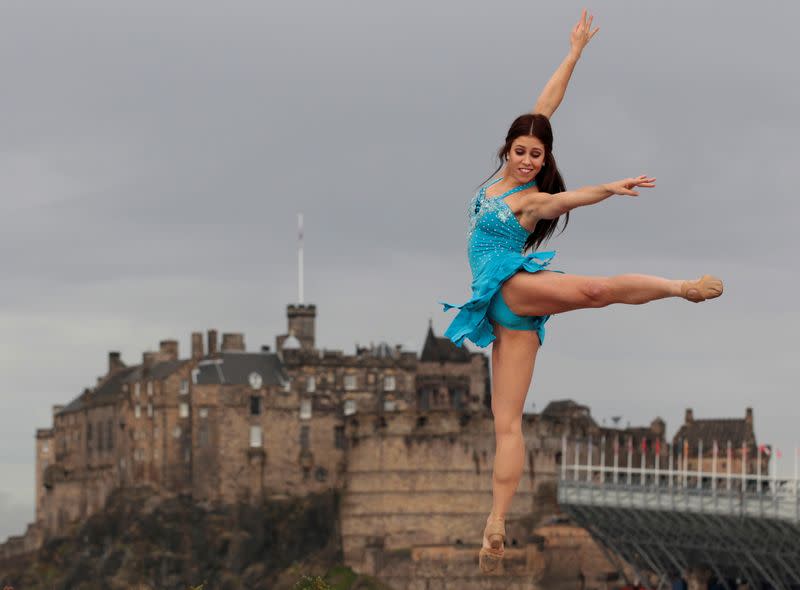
[600,435,606,485]
[712,440,718,495]
[613,435,619,485]
[627,436,633,486]
[742,442,747,494]
[726,440,732,492]
[640,438,646,486]
[561,434,567,481]
[655,438,661,489]
[588,436,594,484]
[697,439,704,490]
[757,445,762,497]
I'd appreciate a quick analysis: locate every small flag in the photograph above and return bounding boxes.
[655,439,661,455]
[776,449,783,459]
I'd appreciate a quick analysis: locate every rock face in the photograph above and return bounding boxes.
[0,487,343,590]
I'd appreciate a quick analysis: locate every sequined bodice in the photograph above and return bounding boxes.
[467,177,535,279]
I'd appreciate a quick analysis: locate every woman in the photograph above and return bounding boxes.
[439,11,723,573]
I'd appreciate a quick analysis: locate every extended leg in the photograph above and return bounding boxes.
[502,271,723,317]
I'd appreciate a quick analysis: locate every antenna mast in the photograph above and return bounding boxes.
[298,213,304,304]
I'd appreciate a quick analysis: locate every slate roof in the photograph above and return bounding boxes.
[58,360,187,415]
[542,399,590,418]
[195,352,287,386]
[672,418,755,451]
[420,323,471,363]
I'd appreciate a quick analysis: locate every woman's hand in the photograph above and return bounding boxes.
[569,9,599,59]
[603,176,657,197]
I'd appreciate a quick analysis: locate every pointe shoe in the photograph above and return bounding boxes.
[478,517,505,573]
[681,275,724,302]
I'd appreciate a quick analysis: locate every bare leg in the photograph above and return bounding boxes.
[483,323,539,551]
[502,271,720,317]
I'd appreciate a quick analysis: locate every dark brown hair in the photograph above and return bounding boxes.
[482,113,569,252]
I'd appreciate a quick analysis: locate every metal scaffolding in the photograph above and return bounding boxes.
[557,436,800,589]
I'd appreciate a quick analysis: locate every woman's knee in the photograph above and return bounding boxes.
[491,412,523,436]
[581,278,613,308]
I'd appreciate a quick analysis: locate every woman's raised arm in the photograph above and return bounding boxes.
[532,9,599,118]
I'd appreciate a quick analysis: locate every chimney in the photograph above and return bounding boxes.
[159,339,179,361]
[52,405,64,417]
[142,351,156,368]
[745,407,753,425]
[221,333,245,352]
[191,332,204,360]
[208,329,218,355]
[685,408,694,424]
[108,351,125,374]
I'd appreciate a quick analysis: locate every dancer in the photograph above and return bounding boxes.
[438,11,723,573]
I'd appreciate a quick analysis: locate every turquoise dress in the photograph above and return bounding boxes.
[439,177,558,348]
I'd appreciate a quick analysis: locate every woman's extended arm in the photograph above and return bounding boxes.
[522,176,656,220]
[532,9,599,118]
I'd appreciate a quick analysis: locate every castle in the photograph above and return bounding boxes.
[3,300,764,588]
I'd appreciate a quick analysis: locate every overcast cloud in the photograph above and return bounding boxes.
[1,1,798,541]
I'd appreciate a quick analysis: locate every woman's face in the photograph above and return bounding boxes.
[505,135,545,185]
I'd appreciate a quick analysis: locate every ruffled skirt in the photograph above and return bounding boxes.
[439,250,557,348]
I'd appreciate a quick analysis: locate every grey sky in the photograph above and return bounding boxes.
[1,1,798,540]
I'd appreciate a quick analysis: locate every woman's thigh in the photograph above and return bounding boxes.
[501,270,608,317]
[490,323,539,430]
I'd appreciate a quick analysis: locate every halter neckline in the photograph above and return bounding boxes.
[483,177,537,200]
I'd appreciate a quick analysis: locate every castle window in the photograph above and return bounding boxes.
[300,425,310,450]
[383,400,397,412]
[306,376,316,393]
[147,381,153,396]
[107,419,113,450]
[250,425,262,448]
[199,422,209,446]
[417,388,431,411]
[173,426,182,438]
[42,441,49,454]
[250,396,262,416]
[344,374,357,390]
[334,425,345,449]
[315,466,328,482]
[97,421,104,452]
[147,403,153,418]
[343,399,357,416]
[300,399,312,420]
[191,369,200,385]
[179,403,189,418]
[134,383,141,398]
[199,408,208,419]
[450,388,466,411]
[383,375,396,391]
[86,423,93,451]
[135,404,141,419]
[180,379,189,394]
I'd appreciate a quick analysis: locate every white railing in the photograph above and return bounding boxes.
[558,435,800,522]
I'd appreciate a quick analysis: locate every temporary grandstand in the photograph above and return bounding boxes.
[557,435,800,589]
